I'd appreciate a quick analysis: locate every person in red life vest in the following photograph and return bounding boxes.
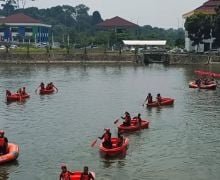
[59,164,73,180]
[133,113,142,127]
[0,130,8,155]
[46,82,51,90]
[6,90,11,96]
[21,87,26,95]
[99,128,112,149]
[17,88,22,95]
[40,82,45,90]
[121,112,131,126]
[146,93,153,104]
[156,93,162,103]
[80,166,95,180]
[117,132,124,147]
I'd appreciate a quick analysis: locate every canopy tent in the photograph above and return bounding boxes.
[123,40,167,46]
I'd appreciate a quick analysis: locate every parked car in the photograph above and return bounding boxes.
[10,44,18,49]
[35,43,48,48]
[0,45,6,50]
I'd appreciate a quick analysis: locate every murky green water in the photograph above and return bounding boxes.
[0,64,220,180]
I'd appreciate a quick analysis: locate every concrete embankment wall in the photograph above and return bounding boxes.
[0,52,220,65]
[169,54,220,65]
[0,53,139,64]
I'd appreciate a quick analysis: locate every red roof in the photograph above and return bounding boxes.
[97,16,138,28]
[195,0,220,13]
[0,13,41,24]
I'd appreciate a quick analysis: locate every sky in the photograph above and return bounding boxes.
[24,0,206,29]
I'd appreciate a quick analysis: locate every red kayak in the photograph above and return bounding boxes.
[6,93,30,102]
[189,81,217,90]
[99,137,129,157]
[70,171,95,180]
[147,98,174,107]
[118,119,149,133]
[39,88,54,95]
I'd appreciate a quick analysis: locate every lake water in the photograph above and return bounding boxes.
[0,64,220,180]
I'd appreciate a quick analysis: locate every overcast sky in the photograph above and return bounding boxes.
[25,0,206,29]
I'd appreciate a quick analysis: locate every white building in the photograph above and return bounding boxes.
[183,0,220,52]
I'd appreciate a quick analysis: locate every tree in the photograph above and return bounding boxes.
[185,13,213,51]
[175,38,185,48]
[91,11,103,25]
[213,6,220,47]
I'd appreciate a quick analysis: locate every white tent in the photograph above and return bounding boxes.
[123,40,166,46]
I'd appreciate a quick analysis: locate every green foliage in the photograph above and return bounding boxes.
[213,7,220,47]
[0,4,185,48]
[185,13,213,49]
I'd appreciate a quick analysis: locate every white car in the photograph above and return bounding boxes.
[0,45,6,50]
[10,44,17,49]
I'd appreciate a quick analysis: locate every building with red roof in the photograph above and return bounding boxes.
[183,0,220,18]
[0,13,51,43]
[97,16,138,29]
[96,16,139,48]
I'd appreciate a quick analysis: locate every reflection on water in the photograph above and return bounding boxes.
[0,64,220,179]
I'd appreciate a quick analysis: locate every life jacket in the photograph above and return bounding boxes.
[125,115,131,124]
[157,96,162,102]
[0,137,5,148]
[117,137,123,147]
[60,171,70,180]
[147,96,153,103]
[104,132,110,141]
[40,84,45,90]
[81,174,89,180]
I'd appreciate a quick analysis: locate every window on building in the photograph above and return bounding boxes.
[25,27,32,33]
[11,27,18,32]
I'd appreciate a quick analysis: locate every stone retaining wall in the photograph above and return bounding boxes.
[0,53,138,64]
[0,52,220,65]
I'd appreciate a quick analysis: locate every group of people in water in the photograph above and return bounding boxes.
[143,93,162,105]
[37,82,58,92]
[5,82,57,100]
[98,111,144,149]
[195,77,215,86]
[59,165,94,180]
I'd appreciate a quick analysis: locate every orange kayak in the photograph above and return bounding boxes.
[118,119,149,133]
[99,137,129,157]
[0,143,19,165]
[70,171,95,180]
[147,98,174,107]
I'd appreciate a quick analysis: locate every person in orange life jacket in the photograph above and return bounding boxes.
[40,82,45,90]
[117,132,124,147]
[195,79,201,87]
[80,166,94,180]
[59,164,73,180]
[133,113,142,127]
[17,88,22,95]
[21,87,26,95]
[146,93,153,104]
[156,93,162,103]
[46,82,51,90]
[0,130,8,155]
[121,112,131,126]
[6,90,11,96]
[99,128,112,149]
